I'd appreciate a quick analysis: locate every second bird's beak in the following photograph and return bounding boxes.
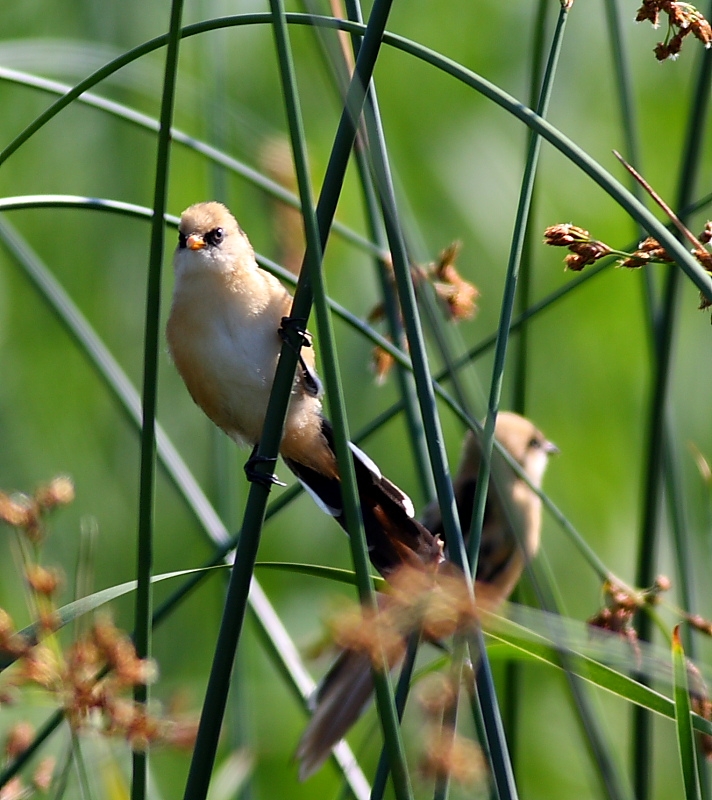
[544,439,560,455]
[186,233,206,251]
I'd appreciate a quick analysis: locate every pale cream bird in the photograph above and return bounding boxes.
[297,412,557,779]
[166,201,443,576]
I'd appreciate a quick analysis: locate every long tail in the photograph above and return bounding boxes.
[296,648,376,780]
[288,419,445,779]
[283,418,444,577]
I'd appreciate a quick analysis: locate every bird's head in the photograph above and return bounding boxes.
[493,411,558,489]
[174,201,253,277]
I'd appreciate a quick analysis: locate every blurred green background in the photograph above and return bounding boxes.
[1,1,711,798]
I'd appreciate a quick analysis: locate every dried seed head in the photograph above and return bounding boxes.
[32,757,55,792]
[638,1,712,60]
[0,494,33,528]
[419,725,486,786]
[433,276,479,321]
[35,476,75,511]
[25,564,62,597]
[124,706,162,751]
[371,344,396,385]
[18,645,60,690]
[545,225,612,271]
[693,247,712,271]
[687,614,712,636]
[653,574,672,593]
[416,673,458,718]
[161,716,200,749]
[543,223,591,246]
[0,776,26,800]
[329,604,405,670]
[429,242,479,322]
[5,721,34,758]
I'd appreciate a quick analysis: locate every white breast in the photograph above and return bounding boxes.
[167,266,285,444]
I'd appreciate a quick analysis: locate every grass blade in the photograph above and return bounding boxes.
[672,627,701,800]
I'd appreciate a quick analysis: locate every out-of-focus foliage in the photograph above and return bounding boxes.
[1,1,712,798]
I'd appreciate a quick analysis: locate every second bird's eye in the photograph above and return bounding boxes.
[206,227,224,247]
[178,231,187,249]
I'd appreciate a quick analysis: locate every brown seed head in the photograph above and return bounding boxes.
[416,673,458,718]
[329,604,405,670]
[635,1,660,24]
[544,223,591,247]
[124,706,162,751]
[687,614,712,636]
[653,574,672,593]
[0,776,26,800]
[25,564,62,597]
[5,721,34,759]
[18,645,60,690]
[34,476,75,511]
[419,725,486,786]
[32,757,56,792]
[161,716,200,749]
[371,344,396,386]
[0,494,32,528]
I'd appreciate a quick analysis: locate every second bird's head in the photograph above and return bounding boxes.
[174,201,252,277]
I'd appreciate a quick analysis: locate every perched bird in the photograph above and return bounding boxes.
[421,412,557,600]
[296,412,557,779]
[166,201,443,575]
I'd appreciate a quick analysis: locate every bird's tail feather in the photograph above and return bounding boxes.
[284,419,443,577]
[296,647,379,780]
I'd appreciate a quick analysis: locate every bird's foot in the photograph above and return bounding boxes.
[279,315,312,350]
[244,449,286,487]
[279,316,321,397]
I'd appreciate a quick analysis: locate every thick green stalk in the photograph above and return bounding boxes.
[132,0,184,797]
[354,22,517,799]
[466,3,568,571]
[342,0,435,500]
[268,0,413,796]
[369,634,420,800]
[180,248,311,800]
[632,13,712,797]
[465,10,568,797]
[183,1,405,797]
[506,0,550,764]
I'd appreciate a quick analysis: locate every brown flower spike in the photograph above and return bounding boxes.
[0,476,198,785]
[543,224,613,271]
[545,165,712,314]
[368,242,478,382]
[636,1,712,60]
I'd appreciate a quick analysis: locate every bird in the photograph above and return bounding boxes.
[296,412,557,779]
[421,411,557,600]
[166,201,444,576]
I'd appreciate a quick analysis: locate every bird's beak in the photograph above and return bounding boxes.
[186,233,206,251]
[544,440,559,455]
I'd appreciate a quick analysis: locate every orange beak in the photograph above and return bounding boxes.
[186,233,206,251]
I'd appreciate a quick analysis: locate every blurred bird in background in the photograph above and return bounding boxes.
[297,412,556,778]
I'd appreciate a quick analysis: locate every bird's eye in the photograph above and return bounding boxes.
[528,436,541,450]
[206,227,224,247]
[178,231,187,249]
